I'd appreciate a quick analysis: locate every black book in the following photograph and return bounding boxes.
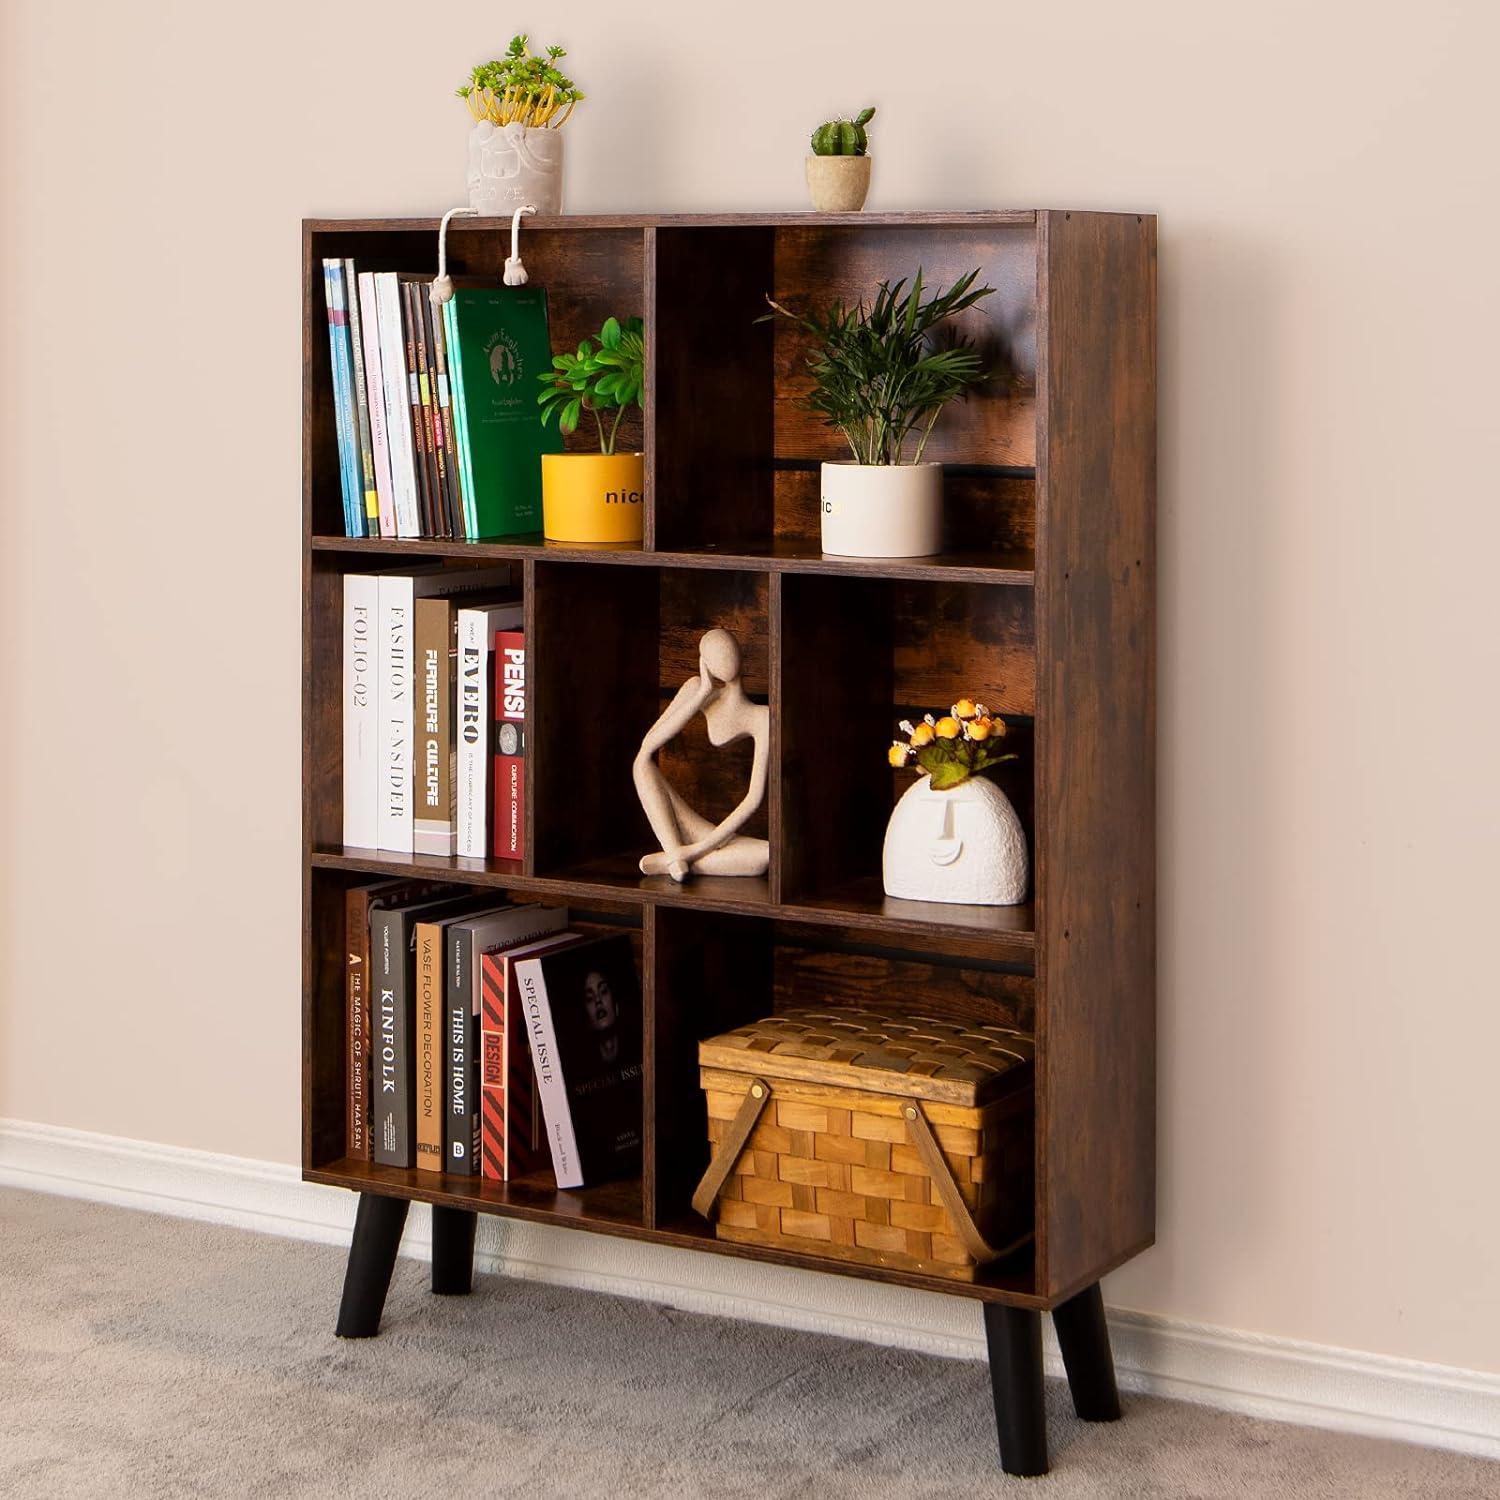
[444,904,568,1175]
[369,889,493,1167]
[514,933,643,1189]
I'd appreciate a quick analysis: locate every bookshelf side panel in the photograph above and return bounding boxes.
[1034,211,1157,1300]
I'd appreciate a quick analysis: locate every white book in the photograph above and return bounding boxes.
[356,273,396,538]
[455,602,525,858]
[342,574,380,848]
[378,566,517,854]
[373,272,419,538]
[514,950,583,1188]
[377,574,416,851]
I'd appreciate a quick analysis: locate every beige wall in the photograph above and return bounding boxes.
[3,1,1497,1374]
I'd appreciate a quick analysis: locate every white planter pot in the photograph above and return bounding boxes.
[882,775,1029,907]
[820,461,942,557]
[806,154,872,212]
[467,122,564,216]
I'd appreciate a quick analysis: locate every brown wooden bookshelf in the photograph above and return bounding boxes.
[302,208,1154,1477]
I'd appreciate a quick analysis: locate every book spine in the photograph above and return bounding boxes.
[342,573,379,849]
[321,260,359,537]
[429,296,464,540]
[401,281,433,536]
[493,629,526,861]
[447,927,479,1175]
[375,273,420,539]
[418,294,453,540]
[500,950,546,1180]
[443,299,477,539]
[516,957,581,1188]
[414,920,445,1172]
[377,574,414,853]
[357,272,397,539]
[454,608,490,859]
[479,952,507,1180]
[371,909,413,1168]
[413,597,456,856]
[343,258,379,536]
[345,887,372,1160]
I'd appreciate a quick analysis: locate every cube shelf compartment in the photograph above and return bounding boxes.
[302,209,1154,1476]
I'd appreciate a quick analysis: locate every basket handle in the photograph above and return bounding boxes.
[691,1077,773,1221]
[901,1098,998,1265]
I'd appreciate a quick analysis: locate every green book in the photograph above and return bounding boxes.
[444,286,562,538]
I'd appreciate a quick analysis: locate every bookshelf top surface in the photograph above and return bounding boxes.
[304,211,1052,235]
[298,211,1152,237]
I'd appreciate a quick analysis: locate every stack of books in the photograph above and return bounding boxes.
[345,882,643,1190]
[320,258,561,539]
[342,567,525,860]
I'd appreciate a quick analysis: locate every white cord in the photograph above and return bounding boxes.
[503,204,537,286]
[430,206,479,305]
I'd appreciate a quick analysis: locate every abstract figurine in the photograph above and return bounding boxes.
[632,629,770,882]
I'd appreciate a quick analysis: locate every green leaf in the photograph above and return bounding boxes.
[854,106,876,127]
[600,316,621,349]
[925,758,971,790]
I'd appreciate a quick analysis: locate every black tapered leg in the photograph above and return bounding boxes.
[430,1205,477,1296]
[335,1192,409,1338]
[983,1303,1049,1477]
[1052,1282,1121,1422]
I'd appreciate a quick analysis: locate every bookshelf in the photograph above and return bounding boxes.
[302,210,1155,1477]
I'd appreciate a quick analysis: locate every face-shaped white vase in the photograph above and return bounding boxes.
[882,774,1029,907]
[467,122,564,216]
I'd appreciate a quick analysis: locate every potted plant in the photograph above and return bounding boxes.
[459,35,582,216]
[536,315,645,543]
[884,698,1028,906]
[806,107,876,212]
[764,269,994,557]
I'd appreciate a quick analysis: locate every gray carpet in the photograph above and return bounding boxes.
[0,1188,1493,1498]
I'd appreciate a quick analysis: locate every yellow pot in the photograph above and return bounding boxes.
[541,452,646,543]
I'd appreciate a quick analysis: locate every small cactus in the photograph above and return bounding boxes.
[811,106,876,157]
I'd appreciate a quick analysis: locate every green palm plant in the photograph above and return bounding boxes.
[763,269,994,465]
[536,315,644,455]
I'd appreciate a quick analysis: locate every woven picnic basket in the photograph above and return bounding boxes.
[693,1006,1034,1281]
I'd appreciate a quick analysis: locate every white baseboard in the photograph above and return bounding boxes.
[2,1117,1497,1462]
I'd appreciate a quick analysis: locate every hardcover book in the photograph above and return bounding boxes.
[493,628,526,860]
[443,285,561,538]
[455,603,525,858]
[513,933,644,1189]
[347,877,445,1161]
[342,573,379,849]
[445,905,569,1176]
[414,916,449,1172]
[369,890,494,1168]
[481,929,582,1181]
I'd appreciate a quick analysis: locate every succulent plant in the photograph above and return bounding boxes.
[810,107,876,157]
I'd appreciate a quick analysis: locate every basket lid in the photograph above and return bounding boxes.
[699,1006,1034,1107]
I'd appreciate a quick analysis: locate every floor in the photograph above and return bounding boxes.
[0,1187,1494,1499]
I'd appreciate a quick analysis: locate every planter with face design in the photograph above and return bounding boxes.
[881,773,1028,906]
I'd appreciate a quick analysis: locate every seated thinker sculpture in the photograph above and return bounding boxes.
[632,629,770,882]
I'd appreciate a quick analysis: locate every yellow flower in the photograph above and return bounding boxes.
[967,717,992,741]
[909,722,935,747]
[888,742,911,767]
[988,714,1007,739]
[934,716,961,740]
[951,698,977,720]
